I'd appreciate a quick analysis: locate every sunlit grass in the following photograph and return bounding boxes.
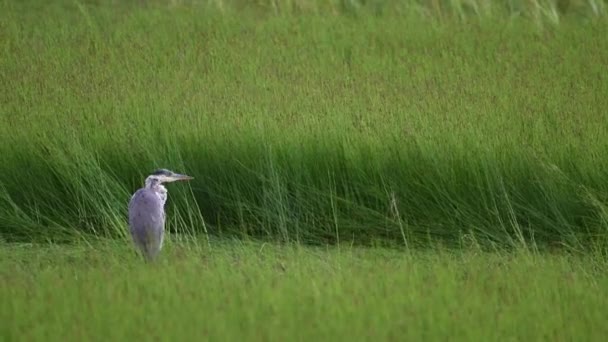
[2,241,608,341]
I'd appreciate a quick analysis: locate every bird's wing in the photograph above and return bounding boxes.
[128,189,165,245]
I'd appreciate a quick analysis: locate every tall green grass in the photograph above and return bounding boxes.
[1,0,607,248]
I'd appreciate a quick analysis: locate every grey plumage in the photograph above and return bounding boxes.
[128,169,193,261]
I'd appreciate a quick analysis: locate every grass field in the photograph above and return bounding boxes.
[1,0,608,340]
[3,241,608,341]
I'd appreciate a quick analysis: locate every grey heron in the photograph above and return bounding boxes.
[128,169,193,261]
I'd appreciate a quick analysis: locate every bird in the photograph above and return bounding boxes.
[128,169,193,261]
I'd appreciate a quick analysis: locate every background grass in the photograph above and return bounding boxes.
[3,241,608,341]
[1,0,607,249]
[2,1,608,340]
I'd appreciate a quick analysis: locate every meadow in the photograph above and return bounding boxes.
[1,0,608,339]
[3,241,608,341]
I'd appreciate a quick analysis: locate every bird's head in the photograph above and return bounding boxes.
[144,169,193,188]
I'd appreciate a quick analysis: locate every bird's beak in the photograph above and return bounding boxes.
[172,173,194,181]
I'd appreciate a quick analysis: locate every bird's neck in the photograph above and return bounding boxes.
[147,183,167,193]
[144,179,168,204]
[144,177,165,191]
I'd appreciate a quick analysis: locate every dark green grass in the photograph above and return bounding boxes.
[2,241,608,341]
[1,0,607,248]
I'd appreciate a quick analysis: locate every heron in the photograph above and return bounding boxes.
[128,169,193,261]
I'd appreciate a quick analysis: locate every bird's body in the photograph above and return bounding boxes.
[128,187,166,260]
[128,169,193,261]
